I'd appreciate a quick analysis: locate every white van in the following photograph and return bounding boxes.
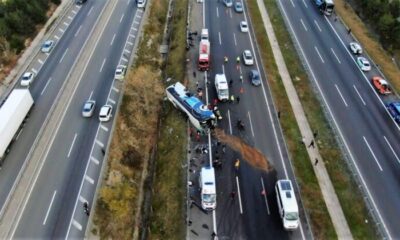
[275,179,299,230]
[215,74,229,101]
[200,166,216,210]
[137,0,146,8]
[201,28,209,41]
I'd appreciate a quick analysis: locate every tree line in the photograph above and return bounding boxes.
[355,0,400,51]
[0,0,60,53]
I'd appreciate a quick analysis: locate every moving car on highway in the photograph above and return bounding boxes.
[249,70,261,86]
[356,57,371,71]
[82,100,96,118]
[41,40,55,53]
[387,102,400,123]
[223,0,233,7]
[99,105,113,122]
[349,42,362,55]
[372,76,392,95]
[234,2,243,13]
[20,72,35,86]
[240,21,248,32]
[242,50,254,66]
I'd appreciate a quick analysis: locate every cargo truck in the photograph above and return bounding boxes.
[0,89,34,163]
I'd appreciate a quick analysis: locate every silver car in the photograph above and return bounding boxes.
[41,40,55,53]
[82,100,96,117]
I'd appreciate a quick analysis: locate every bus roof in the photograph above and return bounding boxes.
[277,180,298,213]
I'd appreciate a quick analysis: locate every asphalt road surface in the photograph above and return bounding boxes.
[200,0,312,239]
[278,0,400,238]
[0,0,143,238]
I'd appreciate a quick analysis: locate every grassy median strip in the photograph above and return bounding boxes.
[92,1,168,239]
[248,0,377,238]
[148,0,188,238]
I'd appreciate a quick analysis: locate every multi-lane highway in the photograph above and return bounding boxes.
[192,0,313,238]
[0,0,144,238]
[278,0,400,238]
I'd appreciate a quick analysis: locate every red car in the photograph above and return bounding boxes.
[372,76,392,95]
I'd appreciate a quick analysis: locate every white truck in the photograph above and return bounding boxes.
[200,166,216,210]
[215,74,229,101]
[0,89,34,163]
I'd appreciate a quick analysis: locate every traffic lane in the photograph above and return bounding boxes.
[0,0,106,210]
[13,0,136,237]
[280,0,400,236]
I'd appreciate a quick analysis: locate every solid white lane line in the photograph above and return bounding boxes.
[87,6,94,16]
[31,68,38,74]
[63,21,69,26]
[67,133,78,158]
[108,98,116,105]
[54,35,60,40]
[120,14,124,23]
[95,139,104,148]
[260,178,270,215]
[89,91,94,100]
[363,136,383,171]
[72,220,82,231]
[85,175,95,184]
[314,20,322,32]
[218,32,222,45]
[233,33,237,46]
[38,59,44,65]
[40,78,51,96]
[314,46,324,63]
[110,33,116,46]
[100,125,109,132]
[330,48,341,64]
[75,25,82,37]
[235,176,244,214]
[247,111,255,137]
[383,136,400,164]
[290,0,295,7]
[222,65,225,75]
[302,0,308,8]
[335,84,348,107]
[91,156,99,165]
[353,85,366,106]
[59,48,69,63]
[59,28,65,33]
[229,8,232,18]
[99,58,106,72]
[227,109,233,135]
[216,6,219,18]
[202,0,205,26]
[300,19,307,31]
[42,191,57,225]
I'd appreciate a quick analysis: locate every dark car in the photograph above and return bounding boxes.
[387,102,400,123]
[76,0,87,4]
[249,70,261,86]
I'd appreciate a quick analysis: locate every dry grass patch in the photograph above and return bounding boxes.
[334,0,400,90]
[93,65,163,239]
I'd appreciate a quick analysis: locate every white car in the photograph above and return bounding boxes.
[242,50,254,65]
[99,105,113,122]
[240,21,248,32]
[41,40,55,53]
[349,42,362,55]
[20,72,35,86]
[82,100,96,118]
[223,0,233,7]
[114,65,127,80]
[137,0,146,8]
[356,57,371,71]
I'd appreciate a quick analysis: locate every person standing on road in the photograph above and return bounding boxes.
[224,56,228,63]
[234,159,240,172]
[236,96,240,103]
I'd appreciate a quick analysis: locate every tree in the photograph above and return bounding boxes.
[377,13,396,46]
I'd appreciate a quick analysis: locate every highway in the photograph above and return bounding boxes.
[197,0,312,238]
[278,0,400,238]
[0,0,143,238]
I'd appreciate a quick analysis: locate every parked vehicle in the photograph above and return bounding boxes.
[137,0,146,8]
[82,100,96,117]
[349,42,362,55]
[242,50,254,65]
[387,102,400,123]
[200,166,216,210]
[215,74,229,101]
[240,21,248,32]
[0,89,34,163]
[275,179,299,230]
[114,65,127,80]
[99,105,113,122]
[249,69,261,86]
[20,72,35,86]
[234,2,243,13]
[223,0,233,7]
[41,40,55,53]
[372,76,391,95]
[198,39,210,71]
[356,57,371,71]
[313,0,334,15]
